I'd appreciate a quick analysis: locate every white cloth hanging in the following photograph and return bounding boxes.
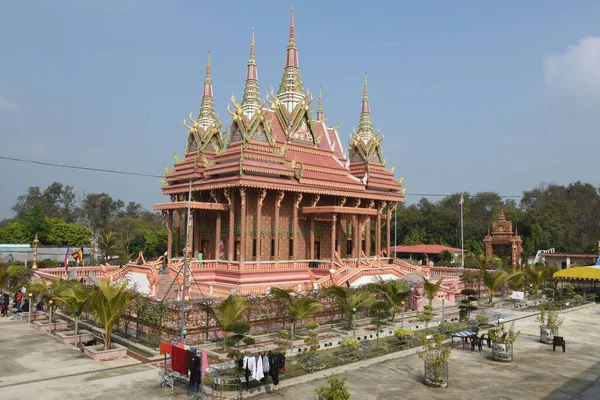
[243,356,256,380]
[262,355,270,373]
[253,355,264,381]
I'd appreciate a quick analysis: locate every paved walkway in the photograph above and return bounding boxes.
[1,305,600,399]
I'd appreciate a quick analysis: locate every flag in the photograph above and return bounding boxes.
[457,195,464,205]
[64,245,70,272]
[72,247,84,263]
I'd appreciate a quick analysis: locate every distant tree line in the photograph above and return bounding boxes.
[392,181,600,257]
[0,182,167,262]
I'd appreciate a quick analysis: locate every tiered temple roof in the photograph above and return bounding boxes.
[161,7,404,202]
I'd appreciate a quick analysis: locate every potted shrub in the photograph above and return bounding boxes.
[83,280,137,360]
[489,323,519,362]
[458,288,478,321]
[418,333,451,388]
[536,306,563,344]
[315,373,351,400]
[394,328,414,348]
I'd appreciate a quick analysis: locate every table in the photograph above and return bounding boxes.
[452,331,478,351]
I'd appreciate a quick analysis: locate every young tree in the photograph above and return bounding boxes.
[324,286,376,329]
[208,295,249,350]
[99,231,119,259]
[365,279,409,322]
[85,280,138,350]
[269,288,324,332]
[315,374,351,400]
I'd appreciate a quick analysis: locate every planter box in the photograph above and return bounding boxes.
[16,311,47,322]
[33,320,69,332]
[56,330,95,345]
[83,343,128,361]
[540,326,554,344]
[491,343,513,362]
[424,361,448,388]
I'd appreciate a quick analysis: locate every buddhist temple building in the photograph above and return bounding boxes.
[483,206,523,268]
[153,7,407,297]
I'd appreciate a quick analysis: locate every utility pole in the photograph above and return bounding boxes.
[180,180,192,343]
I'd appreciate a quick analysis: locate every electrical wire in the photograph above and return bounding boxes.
[0,154,537,199]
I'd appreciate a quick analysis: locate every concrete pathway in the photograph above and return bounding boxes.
[1,305,600,399]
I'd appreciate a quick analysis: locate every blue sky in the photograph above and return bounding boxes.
[1,0,600,219]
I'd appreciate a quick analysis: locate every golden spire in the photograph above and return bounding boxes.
[250,28,255,60]
[205,50,211,83]
[316,85,324,120]
[242,29,260,112]
[290,5,295,44]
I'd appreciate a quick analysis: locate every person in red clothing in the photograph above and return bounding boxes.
[15,291,23,312]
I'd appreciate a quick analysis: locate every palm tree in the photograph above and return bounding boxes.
[525,264,545,296]
[422,277,444,306]
[99,231,119,259]
[465,253,503,270]
[269,288,324,331]
[324,286,376,329]
[54,282,88,346]
[481,268,519,304]
[85,280,137,350]
[208,295,249,350]
[366,279,409,322]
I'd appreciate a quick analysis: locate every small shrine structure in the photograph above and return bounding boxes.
[483,206,523,268]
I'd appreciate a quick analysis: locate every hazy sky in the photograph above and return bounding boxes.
[1,0,600,219]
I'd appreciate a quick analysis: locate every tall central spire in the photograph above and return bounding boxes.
[357,73,374,141]
[241,28,260,117]
[316,86,324,121]
[198,51,216,130]
[277,6,304,112]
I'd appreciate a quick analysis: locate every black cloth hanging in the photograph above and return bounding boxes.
[268,354,280,385]
[190,355,202,387]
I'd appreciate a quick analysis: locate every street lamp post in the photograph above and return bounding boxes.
[352,308,357,338]
[182,329,188,345]
[48,299,54,334]
[28,293,32,323]
[290,316,295,354]
[401,301,405,328]
[442,297,445,322]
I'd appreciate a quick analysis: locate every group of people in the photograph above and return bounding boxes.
[0,288,45,317]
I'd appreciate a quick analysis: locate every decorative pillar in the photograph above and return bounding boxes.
[274,191,284,261]
[163,210,174,259]
[376,202,383,257]
[175,210,181,257]
[225,189,235,262]
[256,189,266,262]
[365,216,371,258]
[240,188,247,264]
[215,211,221,260]
[293,193,303,262]
[193,210,200,259]
[309,216,315,260]
[331,214,337,261]
[386,204,392,258]
[32,234,40,270]
[352,215,359,261]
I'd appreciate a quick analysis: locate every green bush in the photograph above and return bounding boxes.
[339,338,360,351]
[242,336,256,345]
[306,321,320,330]
[277,330,292,340]
[393,328,414,339]
[227,349,243,359]
[475,313,489,325]
[315,374,351,400]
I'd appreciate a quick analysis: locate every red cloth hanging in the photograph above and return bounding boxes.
[172,346,188,375]
[160,340,173,356]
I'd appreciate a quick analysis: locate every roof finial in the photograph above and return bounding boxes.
[205,50,211,83]
[363,72,368,100]
[316,85,324,120]
[250,28,255,60]
[499,205,506,221]
[290,5,295,43]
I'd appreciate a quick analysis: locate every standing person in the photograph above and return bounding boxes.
[0,292,5,317]
[15,291,23,313]
[22,298,30,313]
[3,293,10,316]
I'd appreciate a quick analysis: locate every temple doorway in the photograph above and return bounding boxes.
[314,241,321,259]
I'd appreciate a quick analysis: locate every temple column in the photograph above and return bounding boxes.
[365,216,371,258]
[330,214,337,261]
[193,210,200,259]
[163,210,173,259]
[214,212,221,260]
[256,189,266,262]
[309,216,315,260]
[226,189,235,262]
[386,204,392,258]
[376,202,384,257]
[293,193,303,262]
[352,215,359,261]
[240,188,247,264]
[274,191,284,261]
[175,210,181,257]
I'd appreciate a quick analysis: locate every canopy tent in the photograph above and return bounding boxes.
[553,257,600,281]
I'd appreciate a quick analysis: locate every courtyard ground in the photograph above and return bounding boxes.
[1,304,599,399]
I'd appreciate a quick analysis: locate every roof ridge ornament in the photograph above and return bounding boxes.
[197,51,216,130]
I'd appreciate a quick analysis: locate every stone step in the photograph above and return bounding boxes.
[156,273,179,300]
